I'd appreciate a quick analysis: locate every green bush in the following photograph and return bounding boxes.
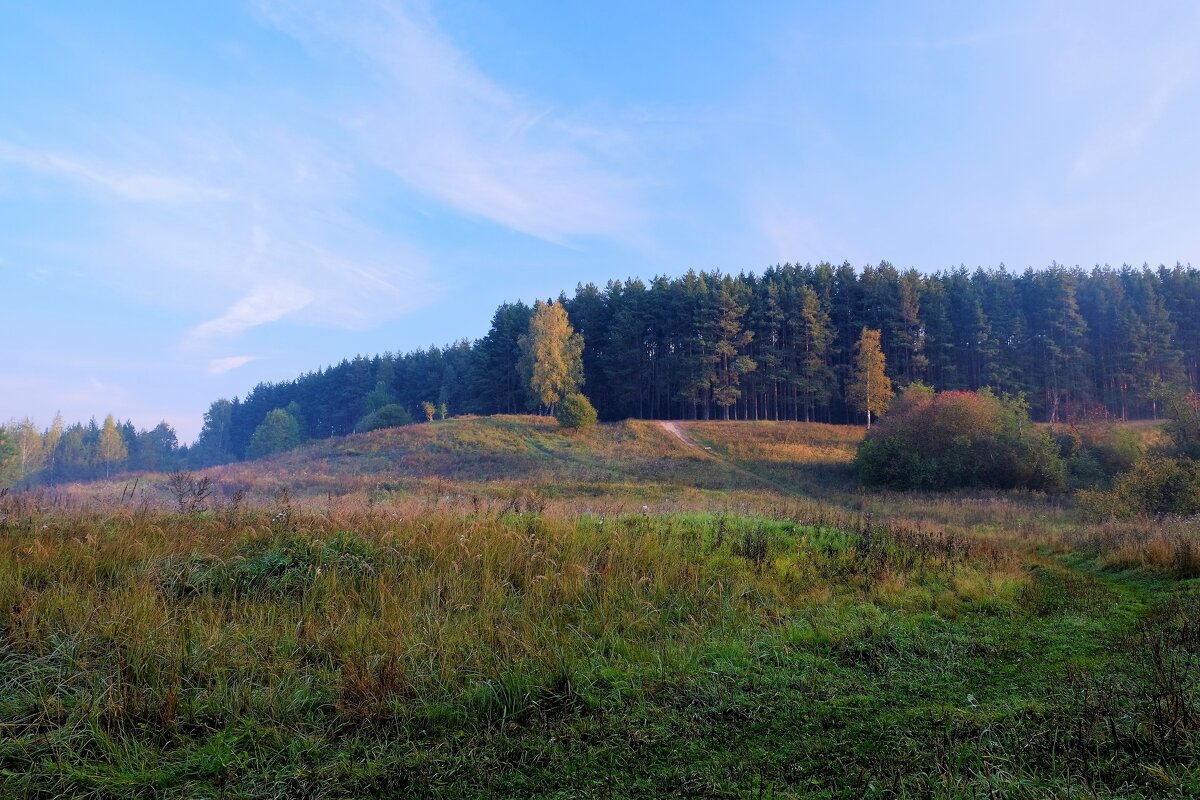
[1078,393,1200,518]
[1165,392,1200,459]
[857,387,1065,491]
[247,408,302,459]
[355,404,414,433]
[1080,456,1200,519]
[1058,423,1143,489]
[555,393,598,430]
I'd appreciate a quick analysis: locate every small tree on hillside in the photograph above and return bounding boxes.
[438,402,448,421]
[355,404,413,433]
[518,300,584,415]
[555,393,598,430]
[247,408,301,459]
[422,401,437,422]
[364,381,395,413]
[846,328,894,429]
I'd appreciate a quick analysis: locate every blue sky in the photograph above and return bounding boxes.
[2,1,1199,440]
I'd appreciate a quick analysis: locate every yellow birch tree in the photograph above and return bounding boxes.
[518,300,584,415]
[846,328,894,429]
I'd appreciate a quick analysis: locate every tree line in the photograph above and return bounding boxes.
[3,261,1198,484]
[0,413,182,486]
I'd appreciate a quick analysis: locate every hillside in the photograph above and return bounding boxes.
[79,416,864,511]
[221,416,864,503]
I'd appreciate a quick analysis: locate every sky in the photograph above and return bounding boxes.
[2,1,1199,441]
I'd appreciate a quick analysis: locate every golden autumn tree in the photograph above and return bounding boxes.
[846,328,894,429]
[518,300,584,415]
[96,413,128,477]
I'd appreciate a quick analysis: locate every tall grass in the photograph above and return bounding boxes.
[4,417,1197,796]
[0,490,1015,796]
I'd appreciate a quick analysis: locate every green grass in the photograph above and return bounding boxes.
[6,417,1197,797]
[0,497,1196,798]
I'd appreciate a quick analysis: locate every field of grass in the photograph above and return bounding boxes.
[2,417,1198,797]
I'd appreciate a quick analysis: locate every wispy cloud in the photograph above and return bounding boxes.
[257,0,641,243]
[1047,6,1200,179]
[207,355,258,375]
[0,140,225,202]
[188,283,314,341]
[1,0,643,364]
[1073,51,1199,177]
[1,111,439,354]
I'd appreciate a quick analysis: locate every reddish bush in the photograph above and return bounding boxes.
[857,386,1065,491]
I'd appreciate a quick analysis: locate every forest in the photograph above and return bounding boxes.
[4,261,1199,482]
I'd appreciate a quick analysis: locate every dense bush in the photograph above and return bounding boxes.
[857,385,1065,491]
[1057,422,1143,489]
[555,393,598,430]
[246,408,302,459]
[1078,456,1200,519]
[1078,393,1200,518]
[354,403,414,433]
[1165,392,1200,458]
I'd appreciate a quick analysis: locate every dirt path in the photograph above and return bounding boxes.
[659,421,706,452]
[658,421,809,497]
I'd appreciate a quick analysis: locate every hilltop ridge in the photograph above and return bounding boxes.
[77,416,863,510]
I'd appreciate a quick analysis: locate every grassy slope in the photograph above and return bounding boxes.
[9,417,1198,798]
[72,416,865,512]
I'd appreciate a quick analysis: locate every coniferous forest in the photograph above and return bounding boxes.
[4,262,1200,480]
[193,262,1199,464]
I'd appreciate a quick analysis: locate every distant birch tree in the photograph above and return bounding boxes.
[846,328,894,429]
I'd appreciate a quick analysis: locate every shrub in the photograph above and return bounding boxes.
[1081,392,1200,519]
[246,408,302,459]
[1165,392,1200,459]
[164,471,213,514]
[1080,456,1200,519]
[1058,423,1143,489]
[555,393,598,430]
[857,387,1065,491]
[355,404,414,433]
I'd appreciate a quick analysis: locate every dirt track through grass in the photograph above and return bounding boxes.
[658,421,702,451]
[658,420,813,499]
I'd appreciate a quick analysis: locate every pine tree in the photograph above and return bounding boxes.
[894,270,927,382]
[711,278,756,420]
[133,422,180,472]
[0,427,19,488]
[1135,274,1185,418]
[846,328,894,429]
[1031,268,1090,423]
[52,425,90,481]
[749,278,785,420]
[1114,305,1148,421]
[473,302,534,414]
[364,381,396,413]
[796,287,835,422]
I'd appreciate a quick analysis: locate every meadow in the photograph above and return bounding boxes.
[1,417,1197,798]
